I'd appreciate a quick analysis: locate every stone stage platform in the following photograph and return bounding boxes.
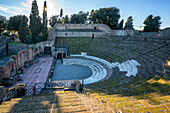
[16,55,54,86]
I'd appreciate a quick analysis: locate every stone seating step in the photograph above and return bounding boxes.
[63,58,107,84]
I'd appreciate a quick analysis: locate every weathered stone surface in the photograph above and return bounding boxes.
[0,46,42,80]
[159,27,170,37]
[8,44,30,54]
[52,24,137,38]
[0,36,8,57]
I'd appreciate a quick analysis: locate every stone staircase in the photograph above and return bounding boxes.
[87,92,169,113]
[76,92,110,113]
[0,91,110,113]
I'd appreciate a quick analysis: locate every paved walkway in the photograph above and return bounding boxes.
[16,55,54,86]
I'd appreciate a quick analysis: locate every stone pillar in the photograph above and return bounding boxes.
[9,60,16,77]
[20,51,24,68]
[0,67,4,80]
[32,47,35,59]
[76,81,80,92]
[24,50,28,62]
[51,47,55,56]
[17,52,21,68]
[38,46,41,55]
[3,63,10,78]
[28,47,33,61]
[27,50,29,61]
[21,51,25,67]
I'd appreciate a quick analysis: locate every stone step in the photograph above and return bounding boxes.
[63,59,108,84]
[76,93,109,113]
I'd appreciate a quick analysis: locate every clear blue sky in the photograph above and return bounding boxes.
[0,0,169,30]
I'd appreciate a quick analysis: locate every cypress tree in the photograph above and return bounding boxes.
[60,9,63,18]
[42,1,48,41]
[29,0,41,43]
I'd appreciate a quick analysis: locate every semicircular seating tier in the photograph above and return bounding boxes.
[63,59,108,84]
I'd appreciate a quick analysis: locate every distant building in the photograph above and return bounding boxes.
[49,24,136,40]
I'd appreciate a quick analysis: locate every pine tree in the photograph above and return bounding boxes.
[29,0,41,43]
[143,15,153,32]
[143,15,161,32]
[89,7,120,30]
[124,16,134,29]
[18,16,29,43]
[153,16,161,32]
[42,1,48,41]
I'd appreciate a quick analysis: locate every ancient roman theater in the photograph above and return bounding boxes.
[0,24,169,112]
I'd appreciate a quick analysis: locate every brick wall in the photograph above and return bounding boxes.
[0,45,41,80]
[8,44,30,55]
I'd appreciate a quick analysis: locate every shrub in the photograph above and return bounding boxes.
[36,35,44,42]
[2,32,10,37]
[25,34,34,44]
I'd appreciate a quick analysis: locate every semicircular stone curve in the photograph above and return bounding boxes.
[63,58,108,84]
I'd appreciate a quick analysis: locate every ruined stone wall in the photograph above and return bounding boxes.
[8,44,30,55]
[111,30,138,36]
[52,24,137,38]
[0,45,41,80]
[159,28,170,37]
[56,31,106,38]
[55,24,112,32]
[136,32,159,37]
[0,36,8,57]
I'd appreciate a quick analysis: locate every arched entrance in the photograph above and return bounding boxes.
[63,53,66,58]
[57,53,62,59]
[44,47,51,55]
[92,34,94,38]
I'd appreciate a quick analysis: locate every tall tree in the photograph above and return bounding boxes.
[153,16,161,32]
[118,19,124,29]
[89,7,120,29]
[143,15,153,32]
[143,15,161,32]
[70,11,89,24]
[124,16,134,29]
[62,15,69,24]
[60,9,63,18]
[0,15,7,35]
[42,0,48,41]
[29,0,41,42]
[7,15,23,31]
[18,15,29,43]
[49,15,61,27]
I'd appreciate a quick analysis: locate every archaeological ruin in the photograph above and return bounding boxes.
[0,23,169,112]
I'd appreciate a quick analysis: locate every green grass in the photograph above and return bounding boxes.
[8,41,24,45]
[56,37,91,38]
[0,55,11,60]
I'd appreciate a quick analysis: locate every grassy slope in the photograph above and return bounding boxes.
[84,74,170,112]
[8,41,24,44]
